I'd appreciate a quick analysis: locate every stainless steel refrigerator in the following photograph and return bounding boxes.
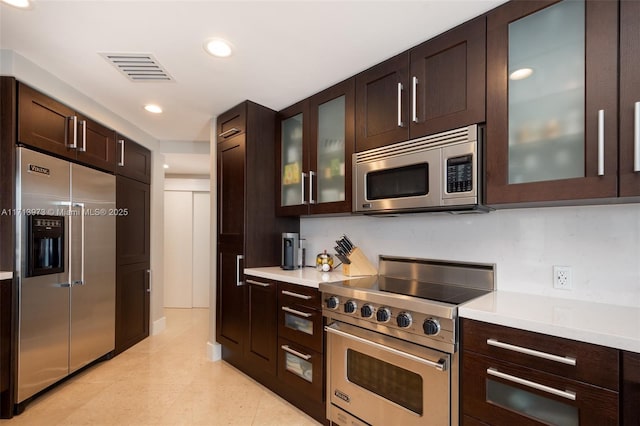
[15,147,115,404]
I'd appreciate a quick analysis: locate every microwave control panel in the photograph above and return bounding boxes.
[446,155,473,193]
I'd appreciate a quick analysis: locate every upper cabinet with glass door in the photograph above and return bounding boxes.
[619,0,640,198]
[276,78,354,216]
[485,0,618,205]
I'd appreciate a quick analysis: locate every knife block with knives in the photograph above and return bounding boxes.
[335,235,378,277]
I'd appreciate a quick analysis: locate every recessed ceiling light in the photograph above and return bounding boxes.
[509,68,534,81]
[163,164,170,169]
[204,38,233,58]
[144,104,163,114]
[2,0,31,8]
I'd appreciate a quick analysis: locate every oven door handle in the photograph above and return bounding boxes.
[325,323,447,372]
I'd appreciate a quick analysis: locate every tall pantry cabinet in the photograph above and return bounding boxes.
[216,101,299,370]
[115,135,151,355]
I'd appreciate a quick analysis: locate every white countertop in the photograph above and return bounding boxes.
[0,271,13,280]
[244,266,352,288]
[459,291,640,354]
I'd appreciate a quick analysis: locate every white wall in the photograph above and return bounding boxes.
[301,203,640,308]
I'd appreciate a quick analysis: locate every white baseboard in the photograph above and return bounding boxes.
[207,341,222,361]
[151,316,166,335]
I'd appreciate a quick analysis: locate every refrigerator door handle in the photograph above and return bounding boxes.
[72,202,85,286]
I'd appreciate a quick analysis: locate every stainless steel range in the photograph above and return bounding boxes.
[320,255,495,426]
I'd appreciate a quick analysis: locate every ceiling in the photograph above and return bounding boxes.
[1,0,507,174]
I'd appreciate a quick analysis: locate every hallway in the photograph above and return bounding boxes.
[2,309,320,426]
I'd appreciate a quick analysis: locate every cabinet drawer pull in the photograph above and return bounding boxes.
[412,76,418,123]
[598,109,605,176]
[281,290,312,300]
[282,306,312,318]
[487,368,576,401]
[246,279,270,287]
[236,254,244,286]
[486,339,576,366]
[281,345,312,360]
[218,127,241,138]
[634,101,640,172]
[397,82,404,128]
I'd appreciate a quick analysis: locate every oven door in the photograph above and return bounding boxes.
[325,321,450,426]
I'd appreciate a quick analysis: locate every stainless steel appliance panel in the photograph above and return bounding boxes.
[16,148,71,403]
[16,147,116,404]
[353,124,484,214]
[326,321,450,426]
[69,163,115,373]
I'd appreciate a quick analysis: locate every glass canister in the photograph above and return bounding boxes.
[315,250,334,272]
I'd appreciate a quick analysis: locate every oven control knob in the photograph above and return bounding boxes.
[325,296,340,310]
[344,300,357,314]
[423,318,441,335]
[376,307,391,323]
[396,312,412,328]
[360,304,374,318]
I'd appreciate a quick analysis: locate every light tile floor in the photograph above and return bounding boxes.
[2,308,321,426]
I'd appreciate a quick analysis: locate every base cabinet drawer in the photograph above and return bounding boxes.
[277,337,323,402]
[463,319,618,390]
[462,351,619,426]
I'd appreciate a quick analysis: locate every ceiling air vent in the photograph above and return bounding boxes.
[100,52,174,82]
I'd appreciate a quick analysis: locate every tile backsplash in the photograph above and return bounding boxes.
[301,203,640,308]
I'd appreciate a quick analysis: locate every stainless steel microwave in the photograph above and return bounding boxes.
[353,124,488,214]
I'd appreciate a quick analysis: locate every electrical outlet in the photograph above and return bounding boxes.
[553,265,572,290]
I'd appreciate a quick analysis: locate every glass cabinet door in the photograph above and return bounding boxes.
[316,95,346,205]
[485,0,618,205]
[507,0,584,185]
[280,113,304,207]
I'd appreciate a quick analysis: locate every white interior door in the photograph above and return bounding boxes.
[164,191,193,308]
[192,192,210,308]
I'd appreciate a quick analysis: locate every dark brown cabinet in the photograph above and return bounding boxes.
[485,0,619,205]
[116,176,151,266]
[276,282,324,408]
[461,319,619,425]
[622,351,640,426]
[115,141,151,355]
[115,134,151,184]
[277,78,355,216]
[355,17,486,152]
[215,100,299,366]
[76,114,116,173]
[217,102,246,140]
[115,262,149,354]
[18,83,75,159]
[619,0,640,198]
[237,277,326,424]
[17,83,116,172]
[245,277,278,374]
